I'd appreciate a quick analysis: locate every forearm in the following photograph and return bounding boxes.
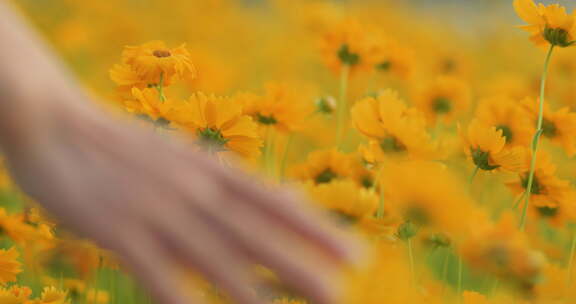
[0,1,82,150]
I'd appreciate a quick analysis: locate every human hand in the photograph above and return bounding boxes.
[2,99,361,304]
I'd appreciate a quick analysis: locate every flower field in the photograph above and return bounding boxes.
[4,0,576,303]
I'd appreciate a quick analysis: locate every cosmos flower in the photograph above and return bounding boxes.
[290,149,353,185]
[238,83,312,133]
[520,97,576,156]
[351,89,438,162]
[414,76,471,126]
[110,40,197,88]
[0,248,21,285]
[514,0,576,47]
[475,95,534,148]
[460,120,527,172]
[303,180,378,225]
[169,93,263,159]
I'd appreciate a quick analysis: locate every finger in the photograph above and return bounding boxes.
[164,151,362,264]
[193,199,339,304]
[218,172,363,263]
[115,228,205,304]
[149,206,265,304]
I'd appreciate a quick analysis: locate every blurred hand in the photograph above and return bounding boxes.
[2,99,360,304]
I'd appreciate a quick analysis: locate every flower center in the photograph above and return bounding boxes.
[432,97,452,114]
[315,168,337,184]
[496,125,513,144]
[338,44,360,66]
[257,114,277,125]
[361,175,374,189]
[542,118,557,138]
[380,136,406,153]
[376,61,392,71]
[471,148,500,171]
[197,128,228,153]
[537,206,558,218]
[521,174,543,195]
[153,50,172,58]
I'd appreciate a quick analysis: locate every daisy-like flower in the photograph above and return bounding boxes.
[381,161,487,239]
[290,149,353,185]
[475,96,534,148]
[414,76,471,126]
[461,213,545,291]
[122,87,177,127]
[110,40,197,88]
[514,0,576,47]
[506,153,575,222]
[319,19,378,74]
[520,97,576,156]
[0,247,21,285]
[169,93,262,159]
[372,37,414,80]
[303,179,378,225]
[460,120,527,172]
[38,286,69,304]
[351,89,438,162]
[239,83,312,133]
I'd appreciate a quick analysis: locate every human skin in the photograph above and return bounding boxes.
[0,2,361,304]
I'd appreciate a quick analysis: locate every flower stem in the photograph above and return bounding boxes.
[279,133,293,182]
[519,44,555,231]
[457,256,463,302]
[336,65,350,150]
[407,238,416,287]
[263,127,276,178]
[156,72,167,102]
[440,249,450,297]
[468,165,480,191]
[568,230,576,283]
[375,168,385,219]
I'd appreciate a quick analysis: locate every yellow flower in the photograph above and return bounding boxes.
[381,161,487,239]
[303,180,378,225]
[351,89,438,161]
[0,248,21,285]
[319,19,378,74]
[122,88,177,126]
[506,153,575,224]
[461,213,546,291]
[372,37,414,80]
[169,92,262,158]
[414,76,471,126]
[520,97,576,156]
[463,291,490,304]
[0,285,31,304]
[475,95,534,148]
[514,0,576,47]
[111,40,196,87]
[38,286,69,304]
[239,83,312,133]
[460,120,527,172]
[290,149,353,185]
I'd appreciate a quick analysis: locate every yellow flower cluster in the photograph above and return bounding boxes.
[5,0,576,303]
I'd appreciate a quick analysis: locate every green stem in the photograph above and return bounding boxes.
[336,65,350,150]
[375,169,385,219]
[263,127,276,178]
[440,249,450,297]
[468,165,480,191]
[280,134,294,181]
[519,44,555,231]
[407,238,416,287]
[568,230,576,283]
[156,72,166,102]
[457,257,463,302]
[512,191,527,210]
